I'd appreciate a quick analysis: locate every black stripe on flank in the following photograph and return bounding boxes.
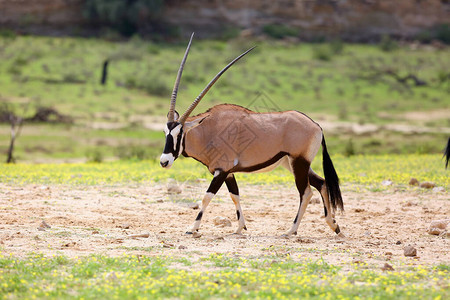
[231,152,289,173]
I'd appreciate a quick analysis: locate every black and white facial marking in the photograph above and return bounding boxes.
[160,122,184,168]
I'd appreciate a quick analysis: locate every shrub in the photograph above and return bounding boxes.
[262,24,298,39]
[329,39,344,54]
[83,0,165,37]
[313,45,332,61]
[379,35,398,52]
[435,23,450,44]
[86,149,104,163]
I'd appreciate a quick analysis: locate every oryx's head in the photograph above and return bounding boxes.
[160,33,255,168]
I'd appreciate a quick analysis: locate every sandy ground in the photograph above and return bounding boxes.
[0,181,448,269]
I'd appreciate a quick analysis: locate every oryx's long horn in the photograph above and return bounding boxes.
[168,32,194,122]
[179,46,256,124]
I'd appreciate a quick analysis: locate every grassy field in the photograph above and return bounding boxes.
[0,154,448,188]
[0,154,448,299]
[1,252,447,299]
[0,35,448,299]
[0,35,449,162]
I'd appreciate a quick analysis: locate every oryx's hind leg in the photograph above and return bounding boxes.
[285,157,313,236]
[186,170,228,234]
[225,174,247,234]
[308,169,341,234]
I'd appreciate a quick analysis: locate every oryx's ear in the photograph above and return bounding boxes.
[167,110,180,122]
[183,116,206,132]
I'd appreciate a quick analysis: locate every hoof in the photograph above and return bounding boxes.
[336,232,346,238]
[244,225,248,230]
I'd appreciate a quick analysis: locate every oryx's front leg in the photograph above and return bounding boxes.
[186,170,228,234]
[225,174,247,234]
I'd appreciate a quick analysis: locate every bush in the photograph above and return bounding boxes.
[83,0,165,37]
[262,24,298,39]
[379,35,398,52]
[329,39,344,54]
[86,149,104,163]
[115,144,157,161]
[313,45,332,61]
[435,23,450,44]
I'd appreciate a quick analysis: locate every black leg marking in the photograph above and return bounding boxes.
[293,158,310,196]
[293,213,299,224]
[236,210,240,220]
[335,225,341,234]
[195,211,203,221]
[207,171,228,194]
[324,206,328,217]
[225,175,239,195]
[308,170,324,192]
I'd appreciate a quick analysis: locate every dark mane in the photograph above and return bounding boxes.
[187,103,254,121]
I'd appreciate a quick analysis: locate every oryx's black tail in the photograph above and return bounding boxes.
[445,137,450,169]
[322,136,344,211]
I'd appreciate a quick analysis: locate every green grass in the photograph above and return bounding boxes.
[0,252,447,299]
[0,36,449,161]
[1,36,448,119]
[0,154,447,189]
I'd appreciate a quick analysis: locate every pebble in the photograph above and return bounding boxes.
[408,178,419,186]
[381,263,394,271]
[403,245,417,257]
[213,216,232,227]
[419,181,435,189]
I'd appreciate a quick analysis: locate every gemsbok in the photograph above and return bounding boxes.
[160,34,344,236]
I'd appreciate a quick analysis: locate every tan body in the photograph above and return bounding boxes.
[184,105,322,173]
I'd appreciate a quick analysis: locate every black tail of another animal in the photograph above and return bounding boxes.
[322,136,344,211]
[445,137,450,169]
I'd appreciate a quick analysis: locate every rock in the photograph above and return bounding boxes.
[167,179,182,194]
[162,241,174,248]
[409,178,419,186]
[187,202,199,210]
[105,272,118,281]
[92,230,100,234]
[213,216,232,227]
[38,220,51,229]
[118,223,130,229]
[403,245,417,257]
[382,180,393,186]
[428,219,449,235]
[192,232,202,238]
[396,240,402,245]
[432,187,445,193]
[428,227,445,235]
[419,181,435,189]
[381,263,394,271]
[430,219,449,230]
[129,232,150,239]
[178,245,187,250]
[311,197,321,204]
